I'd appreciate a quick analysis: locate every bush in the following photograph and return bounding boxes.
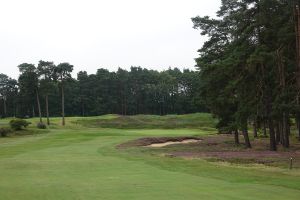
[9,119,31,130]
[37,122,47,129]
[0,128,11,137]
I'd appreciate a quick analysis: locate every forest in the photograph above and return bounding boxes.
[192,0,300,151]
[0,64,204,120]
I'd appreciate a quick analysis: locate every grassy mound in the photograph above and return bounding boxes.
[76,113,217,130]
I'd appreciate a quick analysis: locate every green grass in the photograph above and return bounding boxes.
[0,114,300,199]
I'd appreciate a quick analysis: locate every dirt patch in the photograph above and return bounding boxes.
[117,136,202,149]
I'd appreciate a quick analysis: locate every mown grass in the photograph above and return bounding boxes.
[0,114,299,200]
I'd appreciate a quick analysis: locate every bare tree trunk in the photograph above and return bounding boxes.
[279,119,284,145]
[275,121,280,144]
[32,106,35,118]
[242,129,251,148]
[3,97,7,118]
[268,118,277,151]
[61,81,65,126]
[46,95,50,125]
[121,97,124,115]
[14,102,17,117]
[263,119,267,137]
[242,120,251,148]
[282,112,290,148]
[36,89,42,123]
[124,96,127,116]
[81,97,85,117]
[253,120,258,138]
[297,114,300,141]
[234,130,239,145]
[296,4,300,78]
[276,42,291,147]
[295,3,300,141]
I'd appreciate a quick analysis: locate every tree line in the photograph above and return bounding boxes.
[0,63,206,125]
[192,0,300,151]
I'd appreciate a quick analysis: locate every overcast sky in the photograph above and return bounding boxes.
[0,0,221,78]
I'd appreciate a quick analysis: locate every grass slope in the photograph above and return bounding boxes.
[76,113,217,130]
[0,114,299,200]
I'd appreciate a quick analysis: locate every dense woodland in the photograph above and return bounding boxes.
[192,0,300,150]
[0,64,205,122]
[1,0,300,151]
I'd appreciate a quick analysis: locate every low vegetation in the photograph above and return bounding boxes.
[0,127,11,137]
[9,119,31,130]
[76,113,217,130]
[37,122,47,129]
[0,114,299,200]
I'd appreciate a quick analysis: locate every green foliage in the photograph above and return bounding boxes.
[0,74,17,118]
[37,122,47,129]
[0,127,11,137]
[9,119,31,130]
[1,64,207,119]
[192,0,297,149]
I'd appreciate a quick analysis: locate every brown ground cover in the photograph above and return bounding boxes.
[118,134,300,168]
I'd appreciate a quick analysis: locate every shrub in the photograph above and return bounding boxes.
[9,119,31,130]
[37,122,47,129]
[0,128,11,137]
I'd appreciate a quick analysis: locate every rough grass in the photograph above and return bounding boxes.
[131,134,300,169]
[76,113,217,130]
[0,114,299,199]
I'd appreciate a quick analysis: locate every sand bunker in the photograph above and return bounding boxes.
[146,139,201,147]
[117,137,202,149]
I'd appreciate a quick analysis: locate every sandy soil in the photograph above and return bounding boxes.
[146,139,201,147]
[117,136,202,149]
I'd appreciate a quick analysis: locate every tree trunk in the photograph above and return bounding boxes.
[268,118,277,151]
[263,119,267,137]
[242,128,251,148]
[253,120,258,138]
[279,119,284,145]
[295,4,300,83]
[282,112,290,148]
[241,120,251,148]
[297,114,300,141]
[295,3,300,141]
[124,96,127,116]
[275,122,280,144]
[32,106,35,118]
[36,89,42,123]
[61,82,65,126]
[234,130,239,145]
[81,97,85,117]
[3,97,7,118]
[121,96,124,115]
[46,95,50,125]
[14,102,16,118]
